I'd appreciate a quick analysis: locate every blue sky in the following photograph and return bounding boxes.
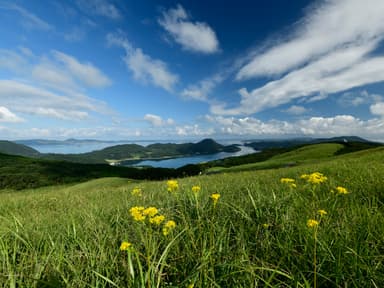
[1,0,384,141]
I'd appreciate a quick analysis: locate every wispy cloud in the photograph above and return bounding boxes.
[158,4,219,54]
[53,51,112,88]
[0,49,113,121]
[370,102,384,117]
[107,33,178,92]
[76,0,121,19]
[215,0,384,115]
[0,2,53,31]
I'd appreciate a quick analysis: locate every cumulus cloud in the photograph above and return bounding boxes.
[76,0,121,19]
[107,33,178,92]
[216,0,384,116]
[159,4,219,54]
[0,106,24,123]
[205,114,384,141]
[144,114,174,127]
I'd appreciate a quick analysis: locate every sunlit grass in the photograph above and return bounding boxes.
[0,148,384,287]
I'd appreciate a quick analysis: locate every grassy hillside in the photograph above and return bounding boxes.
[0,153,200,190]
[0,147,383,287]
[0,140,41,157]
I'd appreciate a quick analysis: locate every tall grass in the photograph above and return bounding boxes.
[0,148,383,287]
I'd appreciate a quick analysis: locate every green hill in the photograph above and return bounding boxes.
[0,140,41,157]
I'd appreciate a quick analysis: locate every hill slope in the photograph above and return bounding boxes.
[0,140,41,157]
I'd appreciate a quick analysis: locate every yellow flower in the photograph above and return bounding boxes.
[129,206,146,222]
[162,220,176,236]
[262,223,271,228]
[302,172,327,185]
[307,219,319,228]
[280,178,297,188]
[120,241,132,251]
[336,186,348,194]
[131,187,142,196]
[210,193,221,207]
[143,207,158,217]
[167,180,179,192]
[318,209,327,216]
[149,215,165,225]
[191,185,201,194]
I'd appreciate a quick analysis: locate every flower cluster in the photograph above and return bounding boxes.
[307,219,319,228]
[129,205,175,234]
[167,180,179,192]
[301,172,328,185]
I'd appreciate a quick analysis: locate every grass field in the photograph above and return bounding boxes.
[0,145,383,287]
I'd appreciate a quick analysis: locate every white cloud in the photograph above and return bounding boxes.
[205,114,384,141]
[0,3,53,31]
[284,105,308,115]
[370,103,384,117]
[216,0,384,116]
[339,90,383,107]
[107,33,178,92]
[0,79,110,121]
[159,4,219,54]
[144,114,174,127]
[216,43,384,115]
[0,48,113,121]
[76,0,121,19]
[181,74,223,101]
[0,106,24,123]
[237,0,384,80]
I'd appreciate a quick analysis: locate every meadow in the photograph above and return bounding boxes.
[0,145,383,287]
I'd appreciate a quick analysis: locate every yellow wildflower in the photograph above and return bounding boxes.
[262,223,271,228]
[167,180,179,192]
[210,193,221,207]
[318,209,327,216]
[120,241,132,251]
[336,186,348,194]
[129,206,146,222]
[302,172,327,185]
[131,187,142,196]
[307,219,319,228]
[143,207,158,217]
[162,220,176,236]
[149,215,165,225]
[191,185,201,194]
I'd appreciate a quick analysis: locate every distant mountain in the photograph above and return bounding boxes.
[0,141,41,157]
[15,138,118,146]
[244,136,380,150]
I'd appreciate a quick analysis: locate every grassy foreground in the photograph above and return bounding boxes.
[0,148,383,287]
